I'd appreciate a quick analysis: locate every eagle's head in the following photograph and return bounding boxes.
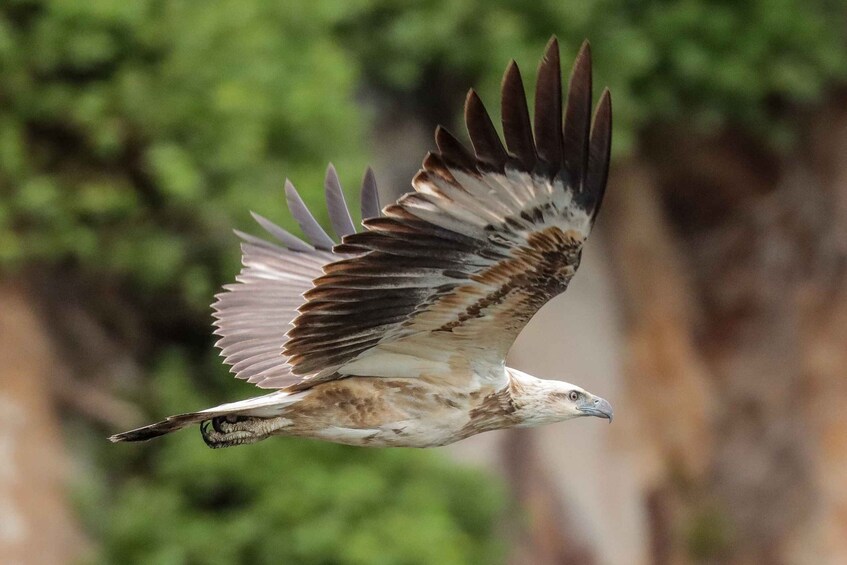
[508,368,614,426]
[561,385,614,422]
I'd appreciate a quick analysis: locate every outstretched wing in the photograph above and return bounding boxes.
[284,38,612,382]
[212,166,381,389]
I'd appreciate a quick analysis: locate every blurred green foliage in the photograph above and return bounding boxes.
[341,0,847,152]
[1,0,845,563]
[1,1,507,563]
[0,0,369,303]
[2,0,844,286]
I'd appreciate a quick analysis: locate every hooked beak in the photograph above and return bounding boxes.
[577,395,614,423]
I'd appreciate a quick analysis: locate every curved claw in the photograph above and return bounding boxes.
[200,420,216,447]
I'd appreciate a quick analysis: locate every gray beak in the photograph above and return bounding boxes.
[578,395,614,422]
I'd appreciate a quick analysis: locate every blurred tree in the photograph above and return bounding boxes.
[338,0,846,153]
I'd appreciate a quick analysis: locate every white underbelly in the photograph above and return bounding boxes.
[310,414,473,448]
[266,370,509,448]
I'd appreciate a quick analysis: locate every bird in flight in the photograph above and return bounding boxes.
[111,37,614,449]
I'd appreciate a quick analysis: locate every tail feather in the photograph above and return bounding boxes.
[109,412,207,442]
[109,391,301,443]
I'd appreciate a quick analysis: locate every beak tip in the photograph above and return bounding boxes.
[579,396,614,422]
[597,397,613,423]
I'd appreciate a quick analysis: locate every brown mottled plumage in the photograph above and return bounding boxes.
[110,37,614,449]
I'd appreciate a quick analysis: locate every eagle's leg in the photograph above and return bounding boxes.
[200,415,288,448]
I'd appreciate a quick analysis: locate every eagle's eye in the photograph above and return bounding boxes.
[568,391,579,402]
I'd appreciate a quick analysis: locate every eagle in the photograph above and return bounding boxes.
[111,37,614,449]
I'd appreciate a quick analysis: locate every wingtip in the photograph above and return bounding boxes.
[593,88,613,126]
[434,124,455,150]
[538,37,561,75]
[360,166,381,220]
[362,166,377,194]
[535,34,564,168]
[464,89,486,120]
[465,88,480,108]
[325,163,340,187]
[248,210,275,229]
[574,40,592,72]
[465,87,508,170]
[324,162,356,238]
[324,163,342,191]
[585,86,613,222]
[502,60,521,91]
[434,125,477,172]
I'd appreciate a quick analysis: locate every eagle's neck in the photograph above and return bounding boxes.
[464,368,581,436]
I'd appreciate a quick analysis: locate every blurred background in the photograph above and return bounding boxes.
[2,1,847,563]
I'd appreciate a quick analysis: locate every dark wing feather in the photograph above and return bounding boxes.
[284,37,612,383]
[435,126,478,172]
[534,37,564,170]
[585,89,612,219]
[501,61,537,170]
[563,41,592,191]
[465,90,509,171]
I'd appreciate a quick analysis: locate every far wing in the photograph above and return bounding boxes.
[212,166,380,389]
[285,39,612,382]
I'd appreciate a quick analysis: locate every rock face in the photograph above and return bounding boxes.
[0,283,86,565]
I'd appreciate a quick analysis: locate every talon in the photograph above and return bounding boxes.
[200,420,215,447]
[212,417,224,434]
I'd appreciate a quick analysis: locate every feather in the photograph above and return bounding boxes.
[563,41,592,189]
[534,37,563,169]
[324,164,356,239]
[285,180,335,250]
[465,90,508,171]
[240,218,313,253]
[360,167,381,220]
[501,61,536,169]
[585,88,612,220]
[435,126,478,173]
